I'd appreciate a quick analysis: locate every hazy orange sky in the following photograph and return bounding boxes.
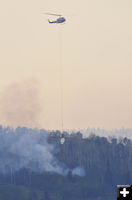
[0,0,132,130]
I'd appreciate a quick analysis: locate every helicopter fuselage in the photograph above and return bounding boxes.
[48,17,66,24]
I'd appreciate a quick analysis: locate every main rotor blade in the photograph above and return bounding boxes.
[45,13,62,16]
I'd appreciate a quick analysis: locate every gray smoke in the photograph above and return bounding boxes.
[0,80,85,176]
[72,167,85,177]
[0,128,84,176]
[0,79,42,128]
[0,129,63,174]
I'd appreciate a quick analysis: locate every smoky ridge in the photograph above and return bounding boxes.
[0,126,131,177]
[0,126,86,177]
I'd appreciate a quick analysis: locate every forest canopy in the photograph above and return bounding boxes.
[0,126,131,200]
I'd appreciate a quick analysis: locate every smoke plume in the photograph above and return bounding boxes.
[72,167,85,177]
[0,128,67,175]
[0,79,42,128]
[0,127,84,176]
[0,79,85,176]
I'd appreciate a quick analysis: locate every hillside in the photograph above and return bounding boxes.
[0,126,131,200]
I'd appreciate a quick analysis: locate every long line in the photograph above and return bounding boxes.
[59,26,64,132]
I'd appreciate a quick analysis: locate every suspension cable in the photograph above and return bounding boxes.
[58,26,64,132]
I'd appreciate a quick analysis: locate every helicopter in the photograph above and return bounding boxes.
[45,13,66,24]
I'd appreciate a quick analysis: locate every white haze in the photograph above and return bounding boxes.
[0,127,84,176]
[66,128,132,140]
[72,167,85,177]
